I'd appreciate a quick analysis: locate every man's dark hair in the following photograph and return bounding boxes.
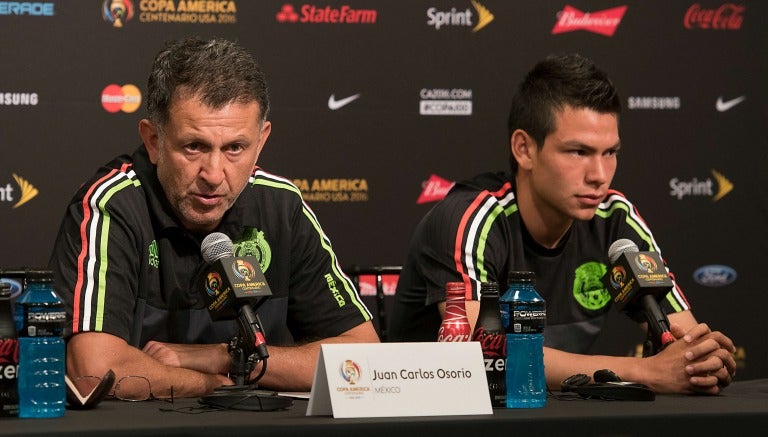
[507,53,621,173]
[146,36,271,129]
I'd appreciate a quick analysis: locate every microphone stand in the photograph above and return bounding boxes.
[639,294,674,357]
[227,336,252,386]
[225,297,269,389]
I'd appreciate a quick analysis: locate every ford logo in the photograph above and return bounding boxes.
[693,265,737,287]
[0,278,23,299]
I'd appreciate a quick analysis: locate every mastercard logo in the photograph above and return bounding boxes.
[101,84,142,113]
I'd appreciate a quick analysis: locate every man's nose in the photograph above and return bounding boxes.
[199,151,225,185]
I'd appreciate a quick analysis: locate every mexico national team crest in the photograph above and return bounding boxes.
[340,360,362,385]
[572,261,611,311]
[234,227,272,273]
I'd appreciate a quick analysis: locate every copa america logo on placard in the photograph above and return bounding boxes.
[231,259,256,281]
[205,272,223,297]
[634,253,658,273]
[340,360,361,385]
[609,265,626,289]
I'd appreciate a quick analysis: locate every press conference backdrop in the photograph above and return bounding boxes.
[1,1,765,377]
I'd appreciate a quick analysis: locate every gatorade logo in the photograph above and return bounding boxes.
[101,84,142,113]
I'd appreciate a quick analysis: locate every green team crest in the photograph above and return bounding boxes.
[233,227,272,273]
[573,261,611,310]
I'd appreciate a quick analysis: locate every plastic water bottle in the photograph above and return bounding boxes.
[0,283,20,417]
[17,269,66,418]
[500,271,546,408]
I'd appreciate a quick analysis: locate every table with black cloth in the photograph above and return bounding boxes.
[3,379,767,437]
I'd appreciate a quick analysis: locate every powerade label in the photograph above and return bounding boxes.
[510,301,546,334]
[24,306,65,337]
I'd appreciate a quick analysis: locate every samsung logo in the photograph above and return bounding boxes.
[0,92,39,105]
[693,265,737,287]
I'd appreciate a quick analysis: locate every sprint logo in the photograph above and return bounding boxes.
[426,0,494,32]
[0,174,39,208]
[669,169,733,201]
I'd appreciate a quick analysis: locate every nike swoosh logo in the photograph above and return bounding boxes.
[328,93,360,110]
[716,95,746,112]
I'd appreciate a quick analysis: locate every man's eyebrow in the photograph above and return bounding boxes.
[561,140,621,151]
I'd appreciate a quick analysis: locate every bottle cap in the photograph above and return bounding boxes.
[25,269,54,283]
[480,281,499,295]
[507,270,535,284]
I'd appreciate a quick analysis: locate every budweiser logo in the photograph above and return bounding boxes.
[417,174,455,204]
[684,3,744,30]
[552,5,627,37]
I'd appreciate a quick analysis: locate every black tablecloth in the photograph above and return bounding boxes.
[2,379,767,436]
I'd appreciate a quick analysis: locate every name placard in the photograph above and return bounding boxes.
[306,342,493,418]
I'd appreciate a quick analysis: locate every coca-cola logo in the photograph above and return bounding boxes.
[684,3,744,29]
[0,338,19,364]
[437,326,471,342]
[472,328,506,357]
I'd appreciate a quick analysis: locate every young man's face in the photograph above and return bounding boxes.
[528,105,620,222]
[142,96,272,233]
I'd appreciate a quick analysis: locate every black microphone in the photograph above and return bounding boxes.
[200,233,271,371]
[603,239,675,355]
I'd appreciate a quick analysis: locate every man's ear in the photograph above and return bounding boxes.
[138,119,160,164]
[511,129,535,171]
[252,120,272,163]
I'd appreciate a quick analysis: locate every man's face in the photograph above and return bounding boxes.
[143,96,271,233]
[528,105,620,222]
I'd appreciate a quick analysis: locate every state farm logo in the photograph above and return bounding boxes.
[552,5,627,37]
[101,84,141,113]
[276,3,377,24]
[684,3,744,30]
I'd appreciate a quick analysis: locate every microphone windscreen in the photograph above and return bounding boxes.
[201,232,234,263]
[608,239,639,264]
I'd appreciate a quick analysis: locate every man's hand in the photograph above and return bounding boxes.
[68,332,233,398]
[671,323,736,392]
[142,341,231,375]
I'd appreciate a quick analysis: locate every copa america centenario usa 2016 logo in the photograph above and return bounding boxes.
[340,360,361,385]
[231,259,256,281]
